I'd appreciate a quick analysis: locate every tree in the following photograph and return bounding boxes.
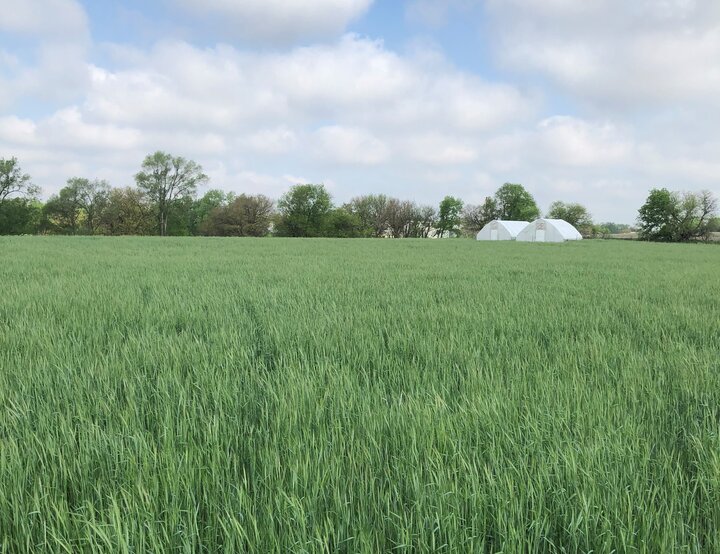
[494,183,540,221]
[0,157,39,204]
[637,188,678,241]
[600,222,633,234]
[709,217,720,233]
[40,178,110,235]
[201,194,274,237]
[42,184,83,234]
[385,199,417,238]
[344,194,390,237]
[326,208,363,238]
[637,188,718,242]
[415,205,436,238]
[190,189,234,235]
[546,201,593,234]
[165,196,195,236]
[675,190,718,242]
[274,184,332,237]
[135,152,208,236]
[73,178,110,234]
[462,197,499,236]
[98,187,154,236]
[435,196,464,238]
[0,198,42,234]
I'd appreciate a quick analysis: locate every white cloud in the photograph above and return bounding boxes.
[0,0,89,111]
[245,127,298,155]
[3,2,720,224]
[313,126,389,165]
[486,0,720,107]
[533,117,633,168]
[0,34,537,209]
[403,134,478,165]
[0,0,88,38]
[174,0,373,43]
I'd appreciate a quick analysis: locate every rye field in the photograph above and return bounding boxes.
[0,236,719,553]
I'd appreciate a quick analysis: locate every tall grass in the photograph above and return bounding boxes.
[0,237,718,552]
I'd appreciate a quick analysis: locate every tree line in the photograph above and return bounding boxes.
[1,153,717,241]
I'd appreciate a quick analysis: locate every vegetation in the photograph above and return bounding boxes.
[135,151,209,236]
[638,188,717,242]
[462,184,541,238]
[494,183,541,222]
[2,155,718,242]
[0,157,39,204]
[546,201,593,234]
[461,197,500,237]
[200,194,274,237]
[274,184,333,237]
[435,196,464,238]
[1,237,718,552]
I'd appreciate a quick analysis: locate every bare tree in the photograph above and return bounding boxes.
[384,199,417,238]
[416,205,436,238]
[462,197,500,237]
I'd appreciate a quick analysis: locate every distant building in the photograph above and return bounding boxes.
[516,219,583,242]
[476,220,529,241]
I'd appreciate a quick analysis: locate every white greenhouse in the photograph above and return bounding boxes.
[516,219,583,242]
[476,220,529,241]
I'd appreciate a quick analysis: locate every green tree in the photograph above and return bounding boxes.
[73,178,110,234]
[435,196,464,238]
[274,184,332,237]
[494,183,540,221]
[326,208,363,238]
[0,198,42,234]
[600,222,633,234]
[201,194,274,237]
[546,201,593,234]
[637,188,679,242]
[637,188,717,242]
[42,185,83,234]
[135,152,208,236]
[344,194,390,237]
[41,178,111,235]
[190,189,234,235]
[0,157,39,205]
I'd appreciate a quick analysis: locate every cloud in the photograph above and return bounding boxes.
[0,34,537,209]
[402,134,478,165]
[312,126,390,165]
[0,0,90,111]
[486,0,720,107]
[173,0,374,43]
[3,2,720,225]
[77,35,532,153]
[0,0,88,38]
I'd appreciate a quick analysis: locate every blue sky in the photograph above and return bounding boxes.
[2,0,720,223]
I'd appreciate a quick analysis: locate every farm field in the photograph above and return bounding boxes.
[1,237,719,552]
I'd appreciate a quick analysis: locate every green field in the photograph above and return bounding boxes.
[1,237,718,552]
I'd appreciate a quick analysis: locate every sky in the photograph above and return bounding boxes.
[2,0,720,223]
